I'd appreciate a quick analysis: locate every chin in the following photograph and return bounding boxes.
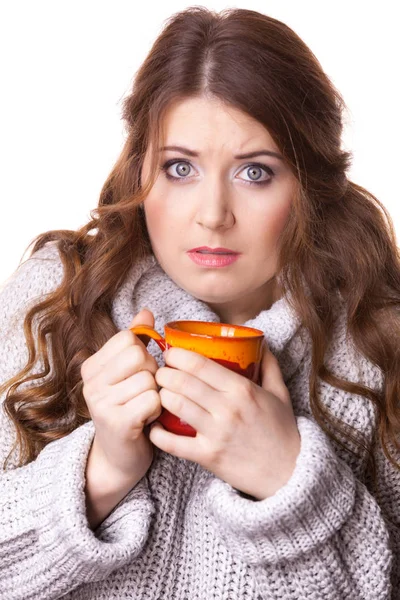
[190,287,236,305]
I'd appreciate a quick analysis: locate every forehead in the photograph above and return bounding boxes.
[160,96,278,150]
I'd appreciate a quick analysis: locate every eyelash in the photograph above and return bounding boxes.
[160,159,275,187]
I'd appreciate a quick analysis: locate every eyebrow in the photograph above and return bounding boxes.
[158,145,284,160]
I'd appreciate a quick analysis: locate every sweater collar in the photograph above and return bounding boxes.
[111,254,308,381]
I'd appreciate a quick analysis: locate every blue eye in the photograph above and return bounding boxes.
[160,159,275,186]
[162,160,194,181]
[238,163,274,186]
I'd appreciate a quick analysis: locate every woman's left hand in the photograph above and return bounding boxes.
[150,343,301,500]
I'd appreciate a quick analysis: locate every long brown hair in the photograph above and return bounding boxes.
[2,7,400,483]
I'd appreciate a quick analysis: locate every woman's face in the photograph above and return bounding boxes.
[141,95,298,324]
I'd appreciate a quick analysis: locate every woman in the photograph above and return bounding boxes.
[1,6,399,599]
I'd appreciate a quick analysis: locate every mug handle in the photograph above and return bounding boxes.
[130,325,167,352]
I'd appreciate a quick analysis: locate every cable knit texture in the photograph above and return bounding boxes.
[0,241,397,599]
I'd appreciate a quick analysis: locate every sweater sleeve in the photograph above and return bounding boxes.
[204,303,399,599]
[205,415,393,599]
[0,242,155,600]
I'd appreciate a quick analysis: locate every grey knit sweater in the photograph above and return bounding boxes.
[0,241,398,599]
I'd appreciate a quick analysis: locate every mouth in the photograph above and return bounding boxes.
[195,251,234,255]
[187,251,240,268]
[188,246,239,255]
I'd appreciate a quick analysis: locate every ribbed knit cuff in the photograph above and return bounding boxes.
[205,416,356,566]
[94,474,153,542]
[30,421,154,584]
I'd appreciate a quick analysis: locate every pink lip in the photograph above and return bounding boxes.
[187,252,240,268]
[188,246,238,254]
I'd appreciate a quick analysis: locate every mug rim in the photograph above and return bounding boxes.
[165,320,265,340]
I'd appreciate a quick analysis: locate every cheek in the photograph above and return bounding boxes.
[144,195,183,252]
[144,205,164,242]
[255,198,292,246]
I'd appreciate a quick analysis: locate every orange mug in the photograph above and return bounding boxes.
[130,320,265,437]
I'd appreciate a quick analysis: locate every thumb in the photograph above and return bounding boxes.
[129,307,155,328]
[129,307,155,348]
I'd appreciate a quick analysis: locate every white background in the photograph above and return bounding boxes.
[1,1,398,286]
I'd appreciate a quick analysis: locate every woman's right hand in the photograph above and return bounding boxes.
[81,308,162,486]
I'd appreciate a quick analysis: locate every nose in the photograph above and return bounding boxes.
[195,178,235,230]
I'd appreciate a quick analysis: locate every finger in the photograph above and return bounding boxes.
[149,422,198,461]
[260,344,291,404]
[119,388,162,427]
[102,343,157,386]
[156,365,217,414]
[82,329,149,381]
[85,344,157,396]
[111,369,158,405]
[159,387,210,434]
[128,308,155,349]
[162,347,247,395]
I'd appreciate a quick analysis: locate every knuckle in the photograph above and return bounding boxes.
[215,404,241,432]
[160,387,183,413]
[241,376,253,393]
[169,370,185,389]
[82,379,94,402]
[148,389,162,412]
[190,353,207,376]
[119,329,136,346]
[82,375,108,406]
[181,372,191,389]
[213,404,229,424]
[129,343,144,362]
[139,386,156,403]
[159,387,169,405]
[228,403,243,423]
[129,330,145,345]
[80,358,92,381]
[126,345,146,372]
[141,369,157,390]
[149,387,161,402]
[239,376,255,400]
[171,393,185,414]
[146,356,159,377]
[148,355,159,375]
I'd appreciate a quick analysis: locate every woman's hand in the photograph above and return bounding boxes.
[82,309,162,485]
[150,343,300,500]
[82,308,163,529]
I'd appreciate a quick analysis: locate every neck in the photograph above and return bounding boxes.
[206,277,283,325]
